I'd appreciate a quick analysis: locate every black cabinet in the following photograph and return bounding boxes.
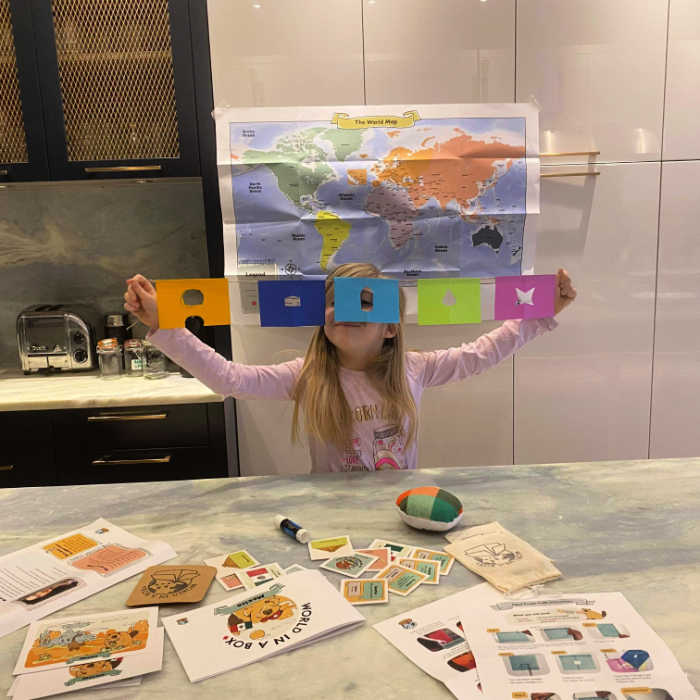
[1,0,199,182]
[0,401,228,488]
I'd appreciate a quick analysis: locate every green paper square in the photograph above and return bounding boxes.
[417,278,481,325]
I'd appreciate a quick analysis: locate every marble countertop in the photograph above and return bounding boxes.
[0,368,223,411]
[1,458,698,699]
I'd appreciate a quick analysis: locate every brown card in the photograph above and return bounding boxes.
[126,565,216,606]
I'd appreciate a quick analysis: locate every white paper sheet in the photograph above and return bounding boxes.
[214,103,540,280]
[0,519,176,639]
[11,627,163,700]
[460,591,700,700]
[162,570,364,682]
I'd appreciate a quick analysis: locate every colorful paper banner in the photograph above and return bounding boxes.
[417,278,482,325]
[257,279,326,327]
[493,274,556,320]
[333,277,400,324]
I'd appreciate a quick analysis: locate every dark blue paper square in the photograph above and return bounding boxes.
[257,279,326,327]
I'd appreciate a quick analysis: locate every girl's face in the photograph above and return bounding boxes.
[323,289,397,364]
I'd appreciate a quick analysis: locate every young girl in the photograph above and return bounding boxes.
[124,264,576,472]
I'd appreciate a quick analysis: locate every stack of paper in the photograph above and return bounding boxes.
[8,609,164,700]
[163,569,365,682]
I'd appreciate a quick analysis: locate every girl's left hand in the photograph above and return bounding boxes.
[554,268,577,315]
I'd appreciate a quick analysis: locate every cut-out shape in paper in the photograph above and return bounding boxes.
[257,279,325,327]
[417,278,481,325]
[494,274,556,320]
[156,278,230,329]
[333,277,399,323]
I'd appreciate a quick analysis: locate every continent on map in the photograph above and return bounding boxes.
[314,210,351,270]
[366,183,419,249]
[348,169,368,185]
[472,225,503,252]
[371,130,524,214]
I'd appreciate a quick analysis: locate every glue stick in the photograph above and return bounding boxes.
[274,514,311,544]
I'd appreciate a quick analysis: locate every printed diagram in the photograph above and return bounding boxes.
[464,542,522,567]
[16,577,84,608]
[503,653,549,677]
[70,544,148,576]
[416,627,464,652]
[215,583,299,643]
[603,649,653,673]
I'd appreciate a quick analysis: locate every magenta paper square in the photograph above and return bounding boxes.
[494,275,557,320]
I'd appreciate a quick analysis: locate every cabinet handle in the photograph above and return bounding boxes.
[0,169,8,176]
[84,165,162,173]
[87,412,167,422]
[540,151,600,157]
[541,171,600,178]
[91,455,171,466]
[0,465,14,472]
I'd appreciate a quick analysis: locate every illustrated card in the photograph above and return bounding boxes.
[307,535,353,560]
[377,564,427,596]
[221,550,259,569]
[398,558,440,584]
[238,563,284,590]
[69,544,147,576]
[126,565,216,606]
[283,564,307,574]
[11,627,164,700]
[14,608,158,675]
[410,547,456,575]
[355,547,391,571]
[43,534,98,560]
[368,539,415,558]
[340,578,388,605]
[320,553,377,578]
[204,554,251,592]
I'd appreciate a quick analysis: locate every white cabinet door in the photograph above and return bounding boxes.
[515,163,659,464]
[650,161,700,458]
[363,0,515,104]
[206,0,365,107]
[406,324,514,468]
[663,0,700,160]
[517,0,667,163]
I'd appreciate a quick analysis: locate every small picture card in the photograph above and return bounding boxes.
[283,564,307,575]
[238,563,284,590]
[410,547,456,576]
[126,565,216,606]
[340,578,389,606]
[320,553,378,578]
[258,279,326,327]
[368,539,415,559]
[308,535,354,560]
[204,554,245,592]
[376,564,427,597]
[221,550,259,569]
[355,548,391,572]
[494,274,557,320]
[398,558,440,584]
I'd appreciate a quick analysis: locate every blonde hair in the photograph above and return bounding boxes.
[291,263,417,450]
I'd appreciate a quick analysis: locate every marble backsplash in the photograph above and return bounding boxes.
[0,178,209,368]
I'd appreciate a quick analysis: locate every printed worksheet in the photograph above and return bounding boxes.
[373,583,505,700]
[0,518,176,638]
[460,591,699,700]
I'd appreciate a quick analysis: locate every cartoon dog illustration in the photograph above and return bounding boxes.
[144,568,200,597]
[65,658,122,686]
[464,542,522,567]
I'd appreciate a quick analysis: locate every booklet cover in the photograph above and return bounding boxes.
[162,570,365,682]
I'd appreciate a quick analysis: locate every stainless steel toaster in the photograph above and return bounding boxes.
[16,304,101,373]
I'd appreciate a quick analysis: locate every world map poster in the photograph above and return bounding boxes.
[215,103,540,280]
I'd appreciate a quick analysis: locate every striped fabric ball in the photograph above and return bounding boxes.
[395,486,463,531]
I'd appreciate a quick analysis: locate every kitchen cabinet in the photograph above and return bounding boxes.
[0,400,228,488]
[514,162,659,464]
[1,0,199,182]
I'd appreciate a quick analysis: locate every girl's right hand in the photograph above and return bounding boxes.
[124,274,159,330]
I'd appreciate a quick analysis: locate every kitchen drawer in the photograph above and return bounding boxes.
[52,404,210,451]
[0,443,55,488]
[56,446,227,486]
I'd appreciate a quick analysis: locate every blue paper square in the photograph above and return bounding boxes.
[257,279,326,327]
[333,277,399,323]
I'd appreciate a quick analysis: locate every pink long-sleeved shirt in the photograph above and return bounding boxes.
[149,317,557,472]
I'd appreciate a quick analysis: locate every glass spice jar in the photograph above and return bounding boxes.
[96,337,122,380]
[123,339,144,376]
[142,340,168,380]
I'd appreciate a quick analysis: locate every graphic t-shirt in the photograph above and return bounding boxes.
[149,317,556,472]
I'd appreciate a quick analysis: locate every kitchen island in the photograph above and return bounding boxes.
[1,458,698,698]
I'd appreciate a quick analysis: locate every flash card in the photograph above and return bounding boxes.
[377,564,427,596]
[308,535,354,560]
[126,565,216,606]
[355,548,391,572]
[368,539,415,559]
[398,558,440,584]
[204,553,247,591]
[238,563,284,590]
[409,547,456,575]
[340,578,389,605]
[320,552,378,578]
